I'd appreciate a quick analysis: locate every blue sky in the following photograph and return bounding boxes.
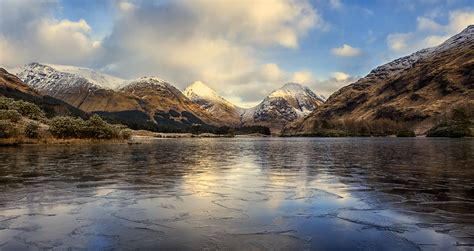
[1,0,473,106]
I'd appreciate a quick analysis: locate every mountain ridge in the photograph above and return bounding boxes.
[284,25,474,135]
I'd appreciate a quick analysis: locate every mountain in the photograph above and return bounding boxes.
[183,81,243,126]
[14,63,221,131]
[13,63,143,113]
[242,83,325,130]
[13,63,325,132]
[0,68,86,118]
[120,77,221,128]
[284,25,474,135]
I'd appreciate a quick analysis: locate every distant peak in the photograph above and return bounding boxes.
[184,81,219,98]
[280,82,306,90]
[137,76,166,83]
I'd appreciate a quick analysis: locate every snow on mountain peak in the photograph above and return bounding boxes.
[183,81,221,101]
[15,62,126,90]
[367,25,473,81]
[268,82,324,101]
[44,63,126,89]
[121,76,171,90]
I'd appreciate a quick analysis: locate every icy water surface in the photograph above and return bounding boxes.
[0,138,473,250]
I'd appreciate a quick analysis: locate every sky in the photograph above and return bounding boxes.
[0,0,473,107]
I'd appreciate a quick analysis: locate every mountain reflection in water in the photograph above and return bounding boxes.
[0,138,473,250]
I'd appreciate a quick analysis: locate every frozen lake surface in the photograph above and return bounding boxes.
[0,138,473,250]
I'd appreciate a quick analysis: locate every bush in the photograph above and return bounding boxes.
[0,109,21,123]
[13,100,45,120]
[427,107,473,138]
[120,128,132,140]
[0,97,45,120]
[0,120,19,138]
[25,122,40,139]
[0,97,13,110]
[48,114,131,139]
[82,114,115,139]
[49,116,84,138]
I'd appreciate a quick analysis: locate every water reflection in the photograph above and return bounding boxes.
[0,138,473,250]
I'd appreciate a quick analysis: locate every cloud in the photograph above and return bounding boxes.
[0,1,99,68]
[0,0,336,107]
[312,72,359,98]
[291,71,315,84]
[331,44,362,57]
[96,0,326,107]
[331,71,350,81]
[387,9,474,54]
[329,0,343,10]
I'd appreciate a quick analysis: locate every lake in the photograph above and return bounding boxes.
[0,138,473,250]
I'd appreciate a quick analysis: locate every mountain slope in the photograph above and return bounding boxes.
[14,63,143,113]
[183,81,243,126]
[243,83,325,130]
[0,68,87,118]
[14,63,222,131]
[284,25,474,135]
[120,77,221,128]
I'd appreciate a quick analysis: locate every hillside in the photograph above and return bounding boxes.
[284,25,474,135]
[243,83,325,131]
[0,68,86,118]
[183,81,244,126]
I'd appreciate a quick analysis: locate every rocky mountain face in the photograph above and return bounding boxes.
[13,63,325,132]
[14,63,220,131]
[284,25,474,135]
[14,63,143,114]
[120,77,221,128]
[242,83,325,130]
[0,68,86,118]
[183,81,243,126]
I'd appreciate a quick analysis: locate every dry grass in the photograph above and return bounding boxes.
[0,135,129,146]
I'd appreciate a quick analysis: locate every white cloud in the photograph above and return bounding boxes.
[387,33,413,52]
[0,0,335,107]
[387,9,474,54]
[0,1,99,68]
[331,44,362,57]
[417,16,443,31]
[97,0,326,106]
[331,71,350,81]
[312,72,359,98]
[329,0,343,10]
[291,71,315,84]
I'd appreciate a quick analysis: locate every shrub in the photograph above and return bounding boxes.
[120,128,132,140]
[0,120,19,138]
[25,122,40,139]
[82,114,115,139]
[0,97,13,110]
[48,114,131,140]
[0,109,21,123]
[13,100,45,120]
[49,116,84,138]
[0,97,45,120]
[427,106,473,138]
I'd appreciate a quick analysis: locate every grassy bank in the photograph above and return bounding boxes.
[0,97,132,146]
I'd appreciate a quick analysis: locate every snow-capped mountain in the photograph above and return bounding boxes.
[13,63,138,111]
[183,81,243,126]
[120,77,223,127]
[13,62,327,131]
[14,63,222,129]
[285,25,474,135]
[14,63,126,91]
[362,25,474,84]
[242,83,325,130]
